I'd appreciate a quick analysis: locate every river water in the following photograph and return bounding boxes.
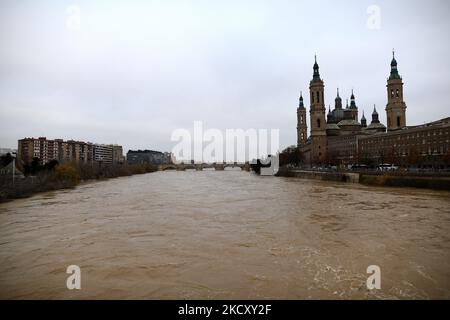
[0,171,449,299]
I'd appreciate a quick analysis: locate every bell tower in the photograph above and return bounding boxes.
[309,56,327,164]
[349,89,359,121]
[386,50,407,131]
[297,92,308,147]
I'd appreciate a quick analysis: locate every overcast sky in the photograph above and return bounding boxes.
[1,0,449,153]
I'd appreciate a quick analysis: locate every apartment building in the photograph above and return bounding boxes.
[17,137,123,166]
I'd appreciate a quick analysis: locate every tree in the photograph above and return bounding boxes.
[54,163,80,185]
[279,147,302,167]
[406,147,420,167]
[30,157,42,175]
[385,146,400,165]
[0,153,13,167]
[358,151,370,166]
[444,150,450,168]
[44,160,59,171]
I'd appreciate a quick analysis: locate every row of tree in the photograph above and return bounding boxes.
[1,157,158,202]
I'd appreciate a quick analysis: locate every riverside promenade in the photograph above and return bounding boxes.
[277,168,450,191]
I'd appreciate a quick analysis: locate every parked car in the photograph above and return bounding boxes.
[378,164,398,171]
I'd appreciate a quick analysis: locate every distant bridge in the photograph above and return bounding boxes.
[158,163,251,172]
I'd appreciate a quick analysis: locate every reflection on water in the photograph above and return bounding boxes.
[0,171,449,299]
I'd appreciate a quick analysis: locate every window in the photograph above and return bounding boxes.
[316,91,320,103]
[396,89,399,98]
[317,119,321,128]
[391,90,395,98]
[397,116,401,127]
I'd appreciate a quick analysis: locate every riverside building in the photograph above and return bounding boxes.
[17,137,124,167]
[297,52,450,168]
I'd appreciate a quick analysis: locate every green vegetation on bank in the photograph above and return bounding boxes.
[0,160,158,202]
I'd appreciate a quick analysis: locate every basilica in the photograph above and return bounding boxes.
[297,53,449,167]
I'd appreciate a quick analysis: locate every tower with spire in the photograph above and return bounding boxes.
[365,105,386,133]
[361,111,367,128]
[309,55,327,163]
[297,92,308,147]
[329,88,345,124]
[386,50,407,131]
[349,89,359,121]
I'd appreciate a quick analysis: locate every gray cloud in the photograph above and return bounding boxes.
[1,0,449,153]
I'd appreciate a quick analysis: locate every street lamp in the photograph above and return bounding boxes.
[12,153,16,186]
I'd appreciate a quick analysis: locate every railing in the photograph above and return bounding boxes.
[287,166,450,178]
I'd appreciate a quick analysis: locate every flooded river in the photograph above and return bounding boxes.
[0,171,449,299]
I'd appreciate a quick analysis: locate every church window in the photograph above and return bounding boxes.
[317,119,321,128]
[397,116,401,127]
[396,89,399,97]
[391,90,395,98]
[316,92,320,103]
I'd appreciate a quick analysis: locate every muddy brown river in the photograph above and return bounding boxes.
[0,171,449,299]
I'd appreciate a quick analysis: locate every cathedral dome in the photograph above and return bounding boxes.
[326,123,341,136]
[333,108,345,123]
[365,122,387,133]
[337,119,360,127]
[366,122,386,130]
[327,107,333,122]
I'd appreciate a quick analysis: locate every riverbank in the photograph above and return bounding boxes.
[0,162,158,203]
[359,174,450,191]
[276,168,360,183]
[277,167,450,191]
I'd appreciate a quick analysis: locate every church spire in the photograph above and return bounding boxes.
[350,89,357,109]
[372,104,380,124]
[389,49,401,80]
[312,55,321,81]
[299,91,305,109]
[334,88,342,109]
[361,110,367,128]
[327,105,333,123]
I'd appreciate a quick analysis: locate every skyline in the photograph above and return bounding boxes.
[1,0,450,153]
